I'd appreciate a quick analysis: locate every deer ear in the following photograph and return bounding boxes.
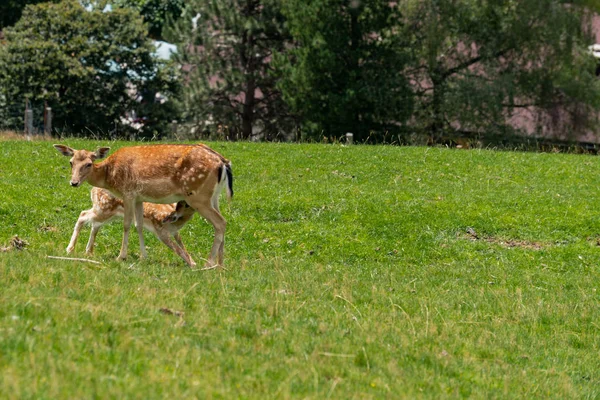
[53,144,74,157]
[94,147,111,160]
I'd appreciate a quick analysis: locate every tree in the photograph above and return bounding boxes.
[402,0,600,143]
[0,0,180,137]
[111,0,185,41]
[167,0,293,140]
[273,0,414,142]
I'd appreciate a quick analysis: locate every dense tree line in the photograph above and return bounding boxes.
[1,0,600,142]
[0,0,179,137]
[166,0,293,140]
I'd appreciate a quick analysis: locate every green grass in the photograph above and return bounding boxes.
[2,139,600,398]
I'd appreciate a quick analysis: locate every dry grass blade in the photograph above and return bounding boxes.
[47,256,102,265]
[318,352,355,358]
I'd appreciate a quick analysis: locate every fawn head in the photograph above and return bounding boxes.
[54,145,111,187]
[162,201,194,224]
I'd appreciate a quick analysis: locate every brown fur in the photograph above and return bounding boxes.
[67,188,197,266]
[54,143,232,267]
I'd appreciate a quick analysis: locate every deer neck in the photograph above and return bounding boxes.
[87,162,109,189]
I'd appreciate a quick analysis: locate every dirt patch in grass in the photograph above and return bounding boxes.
[1,235,29,252]
[585,236,600,246]
[460,228,545,250]
[485,238,545,250]
[39,224,59,233]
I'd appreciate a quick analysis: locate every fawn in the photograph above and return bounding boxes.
[67,187,197,266]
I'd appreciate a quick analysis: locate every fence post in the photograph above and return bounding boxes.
[44,107,52,136]
[25,109,34,135]
[171,120,178,139]
[346,132,354,145]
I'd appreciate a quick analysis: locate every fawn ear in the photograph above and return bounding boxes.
[53,144,74,157]
[94,147,111,160]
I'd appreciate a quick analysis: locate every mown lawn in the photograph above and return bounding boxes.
[1,138,600,398]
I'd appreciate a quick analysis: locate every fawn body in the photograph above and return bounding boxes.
[68,187,197,266]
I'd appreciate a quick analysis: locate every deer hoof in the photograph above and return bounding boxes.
[204,260,220,269]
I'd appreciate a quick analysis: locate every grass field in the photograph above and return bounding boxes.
[2,137,600,398]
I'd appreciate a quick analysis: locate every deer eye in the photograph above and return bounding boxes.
[69,161,73,167]
[85,163,92,168]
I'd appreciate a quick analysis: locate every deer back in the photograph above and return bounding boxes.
[99,144,228,202]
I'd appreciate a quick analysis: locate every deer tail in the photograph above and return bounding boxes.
[218,162,234,201]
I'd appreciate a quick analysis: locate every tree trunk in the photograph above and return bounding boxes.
[242,77,255,140]
[240,0,256,140]
[349,6,361,136]
[429,69,445,144]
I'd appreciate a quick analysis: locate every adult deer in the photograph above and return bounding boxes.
[68,187,197,266]
[54,143,233,267]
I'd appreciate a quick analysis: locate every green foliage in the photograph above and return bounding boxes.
[269,0,600,142]
[574,0,600,13]
[3,0,600,142]
[0,0,180,138]
[167,0,293,140]
[402,0,600,141]
[3,139,600,396]
[111,0,185,40]
[274,0,414,142]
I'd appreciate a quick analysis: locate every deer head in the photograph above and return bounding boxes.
[54,145,111,187]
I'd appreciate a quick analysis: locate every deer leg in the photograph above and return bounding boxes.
[211,193,221,213]
[174,232,187,253]
[134,202,147,259]
[218,239,225,266]
[85,222,103,255]
[174,232,196,267]
[210,185,224,265]
[118,199,135,261]
[66,209,94,254]
[212,198,225,265]
[189,200,226,267]
[155,230,196,268]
